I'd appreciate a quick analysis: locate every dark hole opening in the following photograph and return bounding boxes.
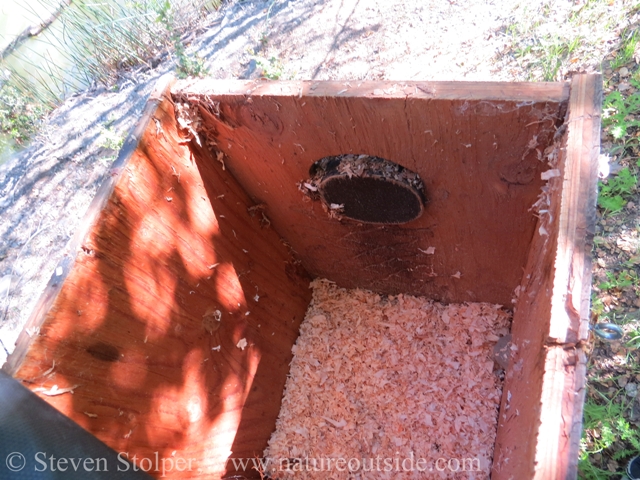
[306,154,426,224]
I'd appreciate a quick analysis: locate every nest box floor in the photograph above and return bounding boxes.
[265,279,512,479]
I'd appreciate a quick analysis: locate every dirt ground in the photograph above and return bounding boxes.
[1,0,639,476]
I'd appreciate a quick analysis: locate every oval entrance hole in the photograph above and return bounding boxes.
[307,154,426,224]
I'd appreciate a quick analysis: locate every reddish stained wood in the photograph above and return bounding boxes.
[491,172,559,478]
[492,74,601,479]
[4,76,601,480]
[536,73,601,480]
[173,80,570,306]
[5,77,311,479]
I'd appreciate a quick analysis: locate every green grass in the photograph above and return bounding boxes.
[610,28,639,70]
[516,35,583,81]
[582,6,640,476]
[580,343,640,478]
[598,167,637,214]
[579,393,638,479]
[0,0,221,150]
[603,79,640,141]
[627,323,640,349]
[581,388,640,470]
[154,0,211,79]
[503,0,639,81]
[582,307,640,477]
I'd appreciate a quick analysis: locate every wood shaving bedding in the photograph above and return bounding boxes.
[265,279,511,479]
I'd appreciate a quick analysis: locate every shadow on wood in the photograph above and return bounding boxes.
[3,75,601,479]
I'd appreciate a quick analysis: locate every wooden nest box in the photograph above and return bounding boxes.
[4,75,602,479]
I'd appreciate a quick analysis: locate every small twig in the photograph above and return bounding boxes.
[0,338,9,357]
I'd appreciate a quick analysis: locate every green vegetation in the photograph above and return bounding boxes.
[153,0,210,79]
[248,0,290,81]
[579,302,640,478]
[98,125,125,152]
[598,167,637,214]
[610,28,639,70]
[512,34,582,81]
[591,293,606,318]
[627,323,640,349]
[603,81,640,141]
[503,1,638,81]
[580,391,640,479]
[0,0,220,153]
[561,4,640,476]
[0,83,50,149]
[174,43,210,79]
[598,269,639,291]
[252,55,284,80]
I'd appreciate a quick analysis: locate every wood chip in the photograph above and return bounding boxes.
[540,169,561,180]
[34,384,79,396]
[42,360,56,377]
[265,279,511,478]
[25,326,40,337]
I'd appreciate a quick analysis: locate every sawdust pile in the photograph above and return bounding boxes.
[265,279,511,479]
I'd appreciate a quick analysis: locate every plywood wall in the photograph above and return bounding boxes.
[173,80,569,306]
[4,76,600,480]
[492,74,601,479]
[5,77,311,479]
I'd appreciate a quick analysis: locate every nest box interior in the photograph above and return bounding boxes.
[4,76,601,479]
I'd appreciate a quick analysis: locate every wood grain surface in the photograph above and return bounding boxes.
[173,79,570,306]
[492,74,601,480]
[4,76,600,479]
[5,76,311,479]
